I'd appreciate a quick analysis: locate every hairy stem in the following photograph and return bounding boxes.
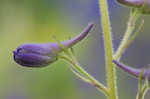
[98,0,117,98]
[60,55,109,95]
[114,9,140,60]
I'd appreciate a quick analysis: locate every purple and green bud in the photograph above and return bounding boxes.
[113,60,150,83]
[116,0,150,14]
[13,23,94,67]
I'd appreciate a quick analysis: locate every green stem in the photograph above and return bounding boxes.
[136,92,143,99]
[70,68,91,83]
[98,0,117,99]
[60,55,109,95]
[136,85,149,99]
[136,71,149,99]
[114,10,140,60]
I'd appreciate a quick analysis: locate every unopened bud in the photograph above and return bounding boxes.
[13,23,94,67]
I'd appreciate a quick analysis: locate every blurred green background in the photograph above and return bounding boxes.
[0,0,150,99]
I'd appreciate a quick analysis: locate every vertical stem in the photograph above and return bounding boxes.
[98,0,117,99]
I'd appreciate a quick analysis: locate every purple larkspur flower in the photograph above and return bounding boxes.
[116,0,150,14]
[13,23,94,67]
[113,60,150,83]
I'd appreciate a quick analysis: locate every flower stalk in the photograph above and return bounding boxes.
[114,9,141,60]
[98,0,117,98]
[136,71,149,99]
[59,55,109,95]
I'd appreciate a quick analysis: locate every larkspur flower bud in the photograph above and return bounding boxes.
[13,23,94,67]
[117,0,150,14]
[113,60,150,83]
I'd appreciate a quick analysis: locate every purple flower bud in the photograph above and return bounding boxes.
[117,0,150,14]
[13,23,94,67]
[113,60,150,83]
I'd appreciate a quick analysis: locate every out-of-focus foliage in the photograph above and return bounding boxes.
[0,0,79,99]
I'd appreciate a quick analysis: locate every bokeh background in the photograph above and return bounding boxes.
[0,0,150,99]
